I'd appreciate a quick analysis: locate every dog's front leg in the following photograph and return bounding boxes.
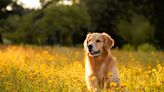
[86,75,100,92]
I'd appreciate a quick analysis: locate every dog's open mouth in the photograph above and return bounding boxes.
[89,50,100,56]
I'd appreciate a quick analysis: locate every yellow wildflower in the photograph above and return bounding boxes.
[108,73,113,78]
[110,82,117,88]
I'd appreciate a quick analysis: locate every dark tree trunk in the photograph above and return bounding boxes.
[154,0,164,49]
[0,34,3,43]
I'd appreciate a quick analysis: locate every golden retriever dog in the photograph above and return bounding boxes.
[84,32,120,91]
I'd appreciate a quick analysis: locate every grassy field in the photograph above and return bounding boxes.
[0,45,163,92]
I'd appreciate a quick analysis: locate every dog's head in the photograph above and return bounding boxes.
[84,32,114,57]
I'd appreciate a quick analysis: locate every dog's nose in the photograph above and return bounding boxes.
[88,45,93,52]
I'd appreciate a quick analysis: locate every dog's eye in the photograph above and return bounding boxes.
[96,40,100,42]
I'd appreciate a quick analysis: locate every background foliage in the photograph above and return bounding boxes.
[0,0,164,49]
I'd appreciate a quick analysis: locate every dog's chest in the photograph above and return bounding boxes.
[85,57,107,77]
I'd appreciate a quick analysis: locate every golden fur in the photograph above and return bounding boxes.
[84,32,120,91]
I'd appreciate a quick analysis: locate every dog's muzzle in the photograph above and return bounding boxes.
[89,50,100,56]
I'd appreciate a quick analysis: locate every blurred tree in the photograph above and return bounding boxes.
[0,0,12,19]
[0,0,12,43]
[83,0,155,48]
[0,0,24,43]
[82,0,128,47]
[115,14,154,47]
[4,1,90,45]
[33,3,90,45]
[1,0,163,48]
[0,0,24,19]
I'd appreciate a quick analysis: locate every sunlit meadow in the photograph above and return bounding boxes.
[0,45,163,92]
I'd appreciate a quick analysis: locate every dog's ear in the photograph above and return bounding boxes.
[102,32,114,49]
[84,33,91,50]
